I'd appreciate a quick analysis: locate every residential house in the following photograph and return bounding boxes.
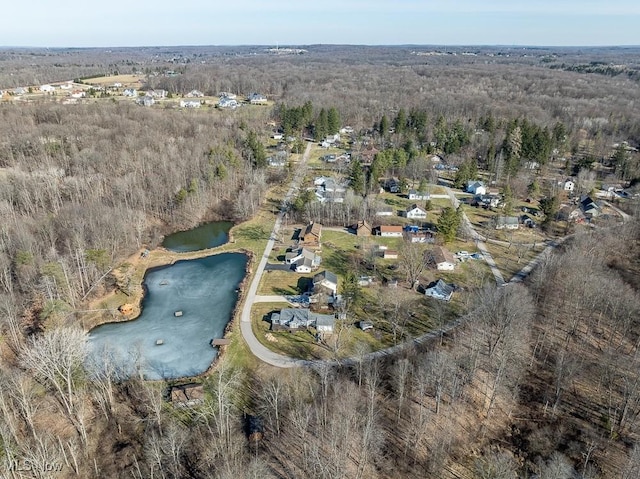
[375,206,394,217]
[123,88,137,97]
[271,133,284,140]
[408,189,429,201]
[521,214,536,228]
[403,204,427,220]
[70,90,85,99]
[339,126,354,134]
[378,225,404,237]
[219,92,236,99]
[383,250,398,259]
[58,83,73,90]
[40,84,55,93]
[557,206,585,223]
[385,178,401,193]
[313,270,338,295]
[424,279,455,302]
[14,87,27,95]
[405,229,435,244]
[218,97,238,108]
[315,177,347,203]
[563,179,575,192]
[137,95,155,107]
[180,99,201,108]
[248,93,267,104]
[466,180,487,195]
[271,308,335,332]
[267,155,287,167]
[474,194,501,208]
[495,216,519,230]
[358,276,375,287]
[285,248,321,273]
[186,89,204,97]
[300,222,322,248]
[148,89,167,98]
[352,220,372,237]
[428,246,457,271]
[579,195,600,218]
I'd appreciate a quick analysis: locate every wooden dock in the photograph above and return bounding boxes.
[211,338,231,346]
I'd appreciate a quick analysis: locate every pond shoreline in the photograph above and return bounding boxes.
[84,221,258,381]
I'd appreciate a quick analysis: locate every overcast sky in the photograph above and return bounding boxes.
[2,0,638,48]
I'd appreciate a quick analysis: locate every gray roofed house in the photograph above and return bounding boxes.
[271,309,335,332]
[313,270,338,294]
[495,216,520,229]
[424,279,455,302]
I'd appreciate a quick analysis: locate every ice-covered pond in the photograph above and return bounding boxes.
[88,252,247,380]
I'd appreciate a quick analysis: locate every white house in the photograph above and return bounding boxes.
[375,207,394,217]
[429,246,457,271]
[218,97,238,108]
[248,93,267,104]
[187,90,204,98]
[379,225,404,237]
[424,280,455,302]
[123,88,137,97]
[466,181,486,195]
[137,96,155,107]
[271,309,335,332]
[180,100,201,108]
[403,204,427,220]
[495,216,520,230]
[70,91,85,98]
[408,189,429,201]
[563,179,575,192]
[40,84,55,93]
[219,92,236,99]
[313,270,338,295]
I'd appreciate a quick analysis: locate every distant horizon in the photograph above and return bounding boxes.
[1,43,639,50]
[1,1,638,49]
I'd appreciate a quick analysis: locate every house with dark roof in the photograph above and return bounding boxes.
[352,220,372,236]
[428,246,457,271]
[424,279,455,301]
[579,195,601,218]
[300,222,322,248]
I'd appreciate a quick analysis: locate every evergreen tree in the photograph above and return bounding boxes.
[314,108,328,140]
[394,108,407,135]
[379,115,389,136]
[350,158,366,195]
[438,206,461,243]
[327,107,341,135]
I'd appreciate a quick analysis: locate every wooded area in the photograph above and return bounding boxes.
[0,45,639,478]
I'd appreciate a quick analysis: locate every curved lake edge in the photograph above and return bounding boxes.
[85,245,255,381]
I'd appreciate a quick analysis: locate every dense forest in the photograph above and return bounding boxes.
[0,45,639,478]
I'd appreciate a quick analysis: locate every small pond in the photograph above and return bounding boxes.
[161,221,233,252]
[88,253,247,380]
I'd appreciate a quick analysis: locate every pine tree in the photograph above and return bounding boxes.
[350,159,366,195]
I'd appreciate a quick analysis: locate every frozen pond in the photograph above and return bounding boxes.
[88,253,247,380]
[162,221,233,252]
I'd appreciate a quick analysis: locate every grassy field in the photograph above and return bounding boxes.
[483,241,547,281]
[85,74,145,86]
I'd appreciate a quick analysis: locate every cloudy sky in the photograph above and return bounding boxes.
[2,0,638,47]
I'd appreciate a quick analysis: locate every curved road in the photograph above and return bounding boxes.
[239,143,313,368]
[238,163,584,368]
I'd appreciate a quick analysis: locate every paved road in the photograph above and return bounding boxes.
[239,143,313,368]
[445,187,506,285]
